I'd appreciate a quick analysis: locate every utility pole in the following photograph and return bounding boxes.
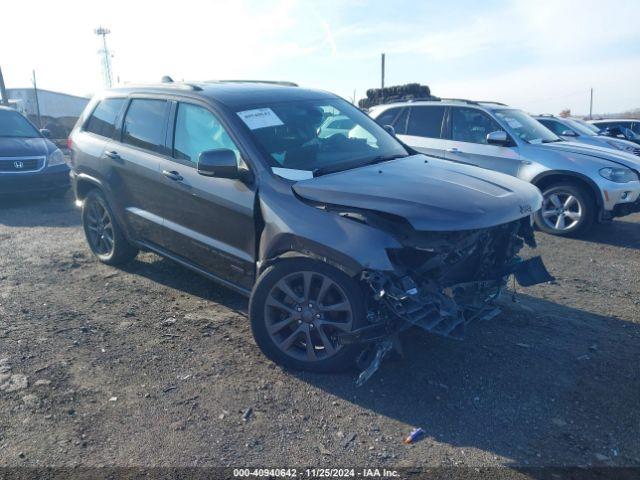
[95,26,113,88]
[0,66,8,106]
[32,70,42,128]
[589,88,593,120]
[381,53,386,103]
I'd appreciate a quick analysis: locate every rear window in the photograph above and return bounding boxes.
[122,99,168,152]
[406,106,445,138]
[84,98,125,138]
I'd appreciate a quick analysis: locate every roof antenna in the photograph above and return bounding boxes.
[161,75,174,83]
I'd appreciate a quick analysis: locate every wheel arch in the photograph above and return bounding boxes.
[531,170,603,210]
[75,173,105,201]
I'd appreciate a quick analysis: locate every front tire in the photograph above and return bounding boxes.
[249,258,367,373]
[82,190,138,265]
[534,183,595,237]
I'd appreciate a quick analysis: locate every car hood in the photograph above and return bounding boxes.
[292,155,543,231]
[537,141,640,171]
[0,136,51,157]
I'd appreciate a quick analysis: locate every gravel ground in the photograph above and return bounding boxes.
[0,193,638,473]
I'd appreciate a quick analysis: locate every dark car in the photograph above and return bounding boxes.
[0,106,70,197]
[69,81,551,381]
[590,119,640,145]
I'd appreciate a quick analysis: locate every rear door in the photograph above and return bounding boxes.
[155,100,256,289]
[445,106,522,176]
[397,106,447,158]
[110,97,170,245]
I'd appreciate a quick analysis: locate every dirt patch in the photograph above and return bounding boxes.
[0,193,638,470]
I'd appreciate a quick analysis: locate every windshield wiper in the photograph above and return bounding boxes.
[541,138,563,143]
[313,154,409,177]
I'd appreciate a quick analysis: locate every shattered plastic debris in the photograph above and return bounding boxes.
[355,340,393,387]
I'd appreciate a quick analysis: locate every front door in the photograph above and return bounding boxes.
[445,106,522,177]
[156,101,256,290]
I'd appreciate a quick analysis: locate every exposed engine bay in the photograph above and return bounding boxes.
[326,208,554,386]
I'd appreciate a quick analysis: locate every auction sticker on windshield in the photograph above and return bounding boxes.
[237,108,284,130]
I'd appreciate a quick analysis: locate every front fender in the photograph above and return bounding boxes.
[257,183,402,276]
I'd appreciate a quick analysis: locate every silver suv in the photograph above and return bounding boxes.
[534,115,640,156]
[368,100,640,236]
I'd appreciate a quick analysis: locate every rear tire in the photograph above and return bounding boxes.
[82,190,138,265]
[534,183,595,237]
[249,258,367,373]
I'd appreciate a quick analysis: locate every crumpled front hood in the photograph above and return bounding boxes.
[0,136,51,157]
[539,141,640,171]
[293,155,542,231]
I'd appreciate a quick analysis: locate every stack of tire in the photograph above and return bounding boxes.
[358,83,434,109]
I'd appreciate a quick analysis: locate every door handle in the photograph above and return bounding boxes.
[447,147,461,153]
[162,170,183,181]
[104,150,121,160]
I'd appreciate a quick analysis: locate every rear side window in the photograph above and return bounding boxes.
[374,108,402,127]
[84,98,125,138]
[406,106,445,138]
[173,103,240,164]
[122,99,168,152]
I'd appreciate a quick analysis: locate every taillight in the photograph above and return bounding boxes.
[67,137,73,150]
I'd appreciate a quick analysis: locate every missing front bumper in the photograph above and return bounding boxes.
[341,256,554,386]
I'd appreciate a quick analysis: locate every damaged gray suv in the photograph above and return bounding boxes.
[69,81,551,381]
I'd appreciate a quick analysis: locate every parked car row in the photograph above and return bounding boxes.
[367,100,640,236]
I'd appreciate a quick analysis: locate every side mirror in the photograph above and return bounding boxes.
[486,130,509,146]
[40,128,51,138]
[561,129,578,137]
[197,149,239,179]
[383,124,396,136]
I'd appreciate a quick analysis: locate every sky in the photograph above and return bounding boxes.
[2,0,639,115]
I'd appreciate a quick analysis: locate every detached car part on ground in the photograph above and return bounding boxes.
[69,82,552,384]
[368,101,640,237]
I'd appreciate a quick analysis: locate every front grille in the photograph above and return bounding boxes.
[0,157,44,172]
[631,147,640,157]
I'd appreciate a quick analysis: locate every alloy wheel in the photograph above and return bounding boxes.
[85,200,115,256]
[541,191,583,232]
[264,271,353,362]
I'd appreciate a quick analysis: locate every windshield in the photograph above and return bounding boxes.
[564,118,598,136]
[0,109,40,138]
[236,98,408,175]
[494,109,559,144]
[572,118,601,134]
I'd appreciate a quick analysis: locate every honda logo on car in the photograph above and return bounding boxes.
[13,161,24,169]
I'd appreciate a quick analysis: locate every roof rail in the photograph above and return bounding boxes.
[437,98,509,107]
[207,80,298,87]
[438,98,480,105]
[119,81,202,91]
[476,100,507,106]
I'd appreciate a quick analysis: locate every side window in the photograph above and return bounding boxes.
[406,106,445,138]
[539,119,568,136]
[374,108,402,127]
[84,98,125,138]
[631,122,640,134]
[122,99,168,152]
[173,103,240,165]
[451,107,504,145]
